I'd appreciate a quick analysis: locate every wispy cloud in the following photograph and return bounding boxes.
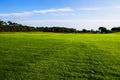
[0,12,31,17]
[33,8,73,13]
[0,8,73,17]
[79,8,101,11]
[79,6,120,11]
[1,5,120,17]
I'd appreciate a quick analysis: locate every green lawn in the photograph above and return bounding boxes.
[0,32,120,80]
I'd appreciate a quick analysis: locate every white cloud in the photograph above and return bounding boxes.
[0,8,73,17]
[0,12,31,17]
[79,8,101,11]
[33,8,73,13]
[0,6,120,17]
[79,6,120,11]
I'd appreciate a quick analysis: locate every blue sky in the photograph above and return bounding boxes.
[1,0,120,30]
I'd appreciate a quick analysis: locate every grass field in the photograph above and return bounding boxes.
[0,32,120,80]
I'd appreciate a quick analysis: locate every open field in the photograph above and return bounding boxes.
[0,32,120,80]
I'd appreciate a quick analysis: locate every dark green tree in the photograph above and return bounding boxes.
[111,27,120,32]
[0,20,6,27]
[99,27,108,33]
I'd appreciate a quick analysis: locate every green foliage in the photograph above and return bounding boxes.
[1,20,120,33]
[0,32,120,80]
[0,20,77,33]
[111,27,120,32]
[99,27,108,33]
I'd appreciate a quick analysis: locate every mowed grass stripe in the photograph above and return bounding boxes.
[0,32,120,80]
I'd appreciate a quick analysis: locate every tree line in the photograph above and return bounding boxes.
[0,20,120,33]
